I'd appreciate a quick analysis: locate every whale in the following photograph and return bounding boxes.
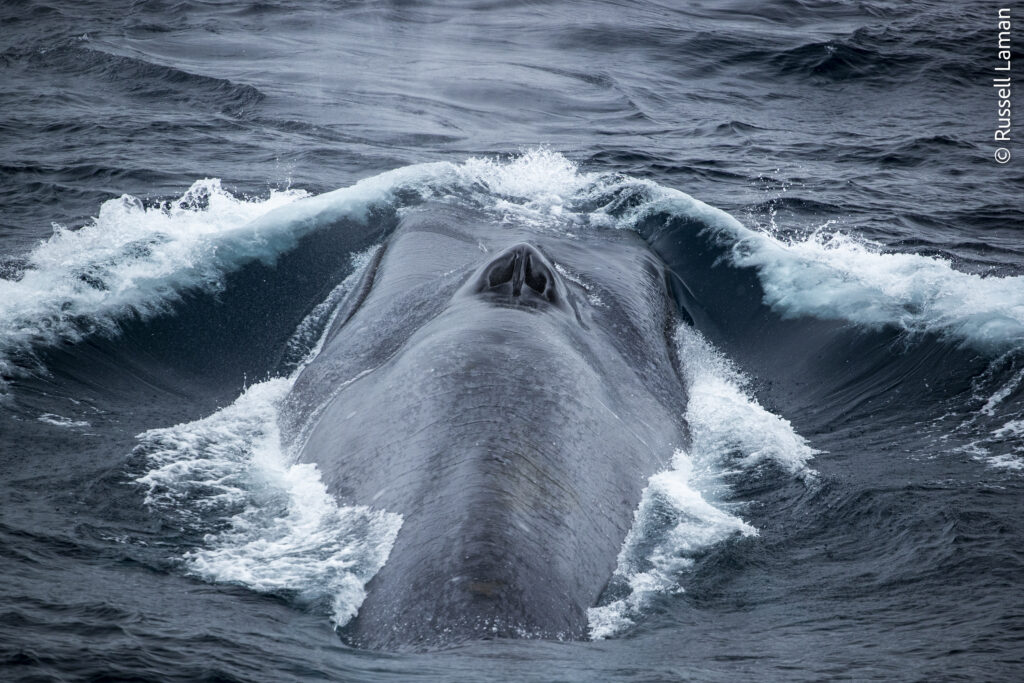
[282,201,690,650]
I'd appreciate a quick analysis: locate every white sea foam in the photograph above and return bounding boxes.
[675,325,818,478]
[135,377,402,627]
[629,184,1024,353]
[986,453,1024,471]
[981,367,1024,417]
[962,417,1024,473]
[952,362,1024,471]
[587,449,756,639]
[0,164,445,386]
[37,413,91,428]
[460,147,593,210]
[588,326,816,639]
[134,251,401,628]
[0,180,306,380]
[734,231,1024,352]
[994,419,1024,439]
[455,151,1024,354]
[6,150,1023,389]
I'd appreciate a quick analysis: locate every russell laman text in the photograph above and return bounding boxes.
[996,8,1011,144]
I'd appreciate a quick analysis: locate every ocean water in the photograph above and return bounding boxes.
[2,1,1023,680]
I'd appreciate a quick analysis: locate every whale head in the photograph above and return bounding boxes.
[284,202,688,650]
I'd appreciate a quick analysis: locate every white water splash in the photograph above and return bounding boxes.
[134,251,401,628]
[10,149,1018,388]
[587,449,756,639]
[457,151,1024,354]
[676,325,818,478]
[461,147,592,208]
[589,326,816,639]
[0,180,306,380]
[629,184,1024,354]
[0,163,445,387]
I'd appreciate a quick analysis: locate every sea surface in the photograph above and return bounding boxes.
[2,1,1023,680]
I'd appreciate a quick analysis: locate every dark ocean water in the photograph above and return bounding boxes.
[2,1,1023,680]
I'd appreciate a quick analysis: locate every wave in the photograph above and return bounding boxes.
[5,42,265,116]
[727,228,1024,352]
[453,150,1024,357]
[608,188,1024,356]
[588,326,816,639]
[0,179,300,381]
[135,377,402,627]
[0,165,443,388]
[7,149,1021,387]
[769,39,926,81]
[133,253,402,627]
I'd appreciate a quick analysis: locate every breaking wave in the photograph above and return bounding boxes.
[4,149,1021,389]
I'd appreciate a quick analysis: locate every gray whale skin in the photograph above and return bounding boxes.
[284,203,689,651]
